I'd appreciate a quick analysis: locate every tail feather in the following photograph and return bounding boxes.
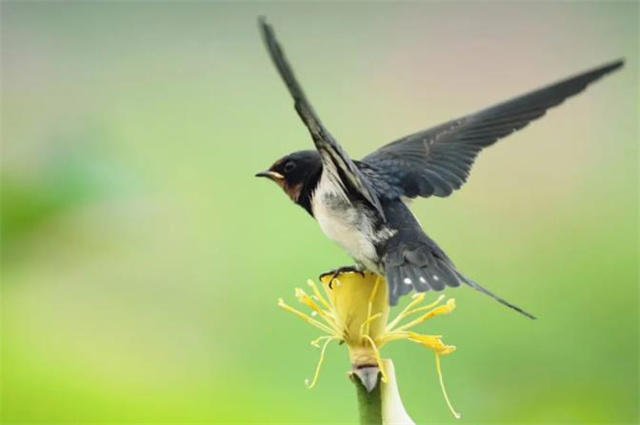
[456,271,537,319]
[408,265,430,292]
[387,267,412,301]
[433,262,461,288]
[384,244,536,319]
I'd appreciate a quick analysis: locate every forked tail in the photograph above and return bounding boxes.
[384,241,536,319]
[456,272,536,319]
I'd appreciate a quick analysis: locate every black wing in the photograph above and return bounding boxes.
[361,60,624,200]
[259,18,386,221]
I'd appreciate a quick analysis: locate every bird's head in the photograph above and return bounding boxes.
[255,150,322,205]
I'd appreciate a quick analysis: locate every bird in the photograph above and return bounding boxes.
[255,17,623,319]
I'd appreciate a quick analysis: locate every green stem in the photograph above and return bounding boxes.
[351,372,382,425]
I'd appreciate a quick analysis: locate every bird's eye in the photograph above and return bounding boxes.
[284,161,296,173]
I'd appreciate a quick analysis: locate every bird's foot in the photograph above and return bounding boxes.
[319,265,365,289]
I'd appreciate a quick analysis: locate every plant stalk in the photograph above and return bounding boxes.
[351,367,382,425]
[351,360,416,425]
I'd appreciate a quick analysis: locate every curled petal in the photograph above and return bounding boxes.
[407,332,456,355]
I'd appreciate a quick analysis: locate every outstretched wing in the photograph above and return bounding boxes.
[259,18,386,220]
[361,60,624,200]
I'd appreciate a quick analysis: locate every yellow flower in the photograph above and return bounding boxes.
[278,271,460,419]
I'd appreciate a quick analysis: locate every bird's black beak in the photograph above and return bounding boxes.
[255,170,284,182]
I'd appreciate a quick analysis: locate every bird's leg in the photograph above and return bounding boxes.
[320,265,365,289]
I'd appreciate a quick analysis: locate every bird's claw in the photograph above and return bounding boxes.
[319,266,365,289]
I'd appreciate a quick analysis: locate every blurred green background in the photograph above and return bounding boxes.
[1,2,637,424]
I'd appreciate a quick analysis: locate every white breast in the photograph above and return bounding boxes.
[311,170,389,272]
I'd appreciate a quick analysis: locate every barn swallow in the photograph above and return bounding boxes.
[255,17,623,318]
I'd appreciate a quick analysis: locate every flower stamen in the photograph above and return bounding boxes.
[305,336,338,388]
[386,293,427,331]
[362,334,388,383]
[394,298,456,332]
[295,288,340,332]
[278,298,337,335]
[436,353,461,419]
[359,312,383,338]
[310,335,335,348]
[307,279,333,311]
[403,294,447,318]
